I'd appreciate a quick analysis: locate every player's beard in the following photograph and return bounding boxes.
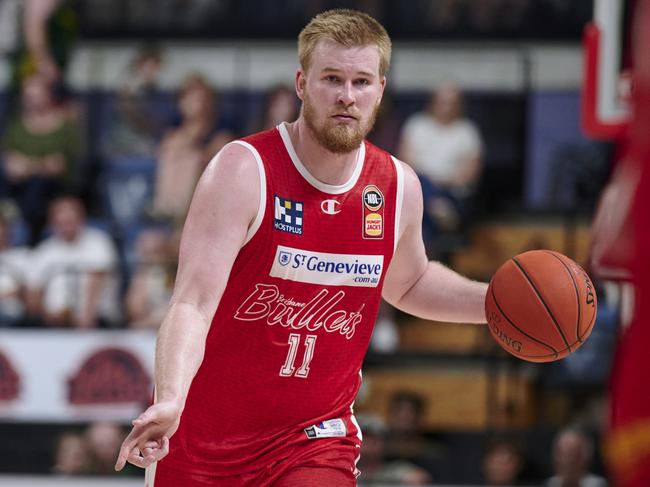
[302,92,380,154]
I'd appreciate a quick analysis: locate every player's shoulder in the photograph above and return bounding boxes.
[362,141,419,189]
[190,140,261,222]
[241,126,281,147]
[383,153,418,184]
[363,138,399,164]
[204,139,262,180]
[389,156,423,218]
[207,127,282,175]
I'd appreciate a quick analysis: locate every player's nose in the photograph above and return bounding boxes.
[337,81,355,106]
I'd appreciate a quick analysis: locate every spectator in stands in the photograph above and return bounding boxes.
[481,436,526,486]
[545,428,608,487]
[398,82,483,251]
[358,414,432,485]
[10,0,78,87]
[26,194,121,328]
[249,84,299,133]
[52,431,90,475]
[1,72,81,244]
[152,74,233,222]
[85,421,126,475]
[125,227,175,329]
[0,212,29,326]
[385,391,427,458]
[102,45,169,159]
[384,391,444,480]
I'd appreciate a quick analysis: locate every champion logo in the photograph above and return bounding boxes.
[321,199,341,215]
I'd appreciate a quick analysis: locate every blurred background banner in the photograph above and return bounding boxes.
[0,330,154,422]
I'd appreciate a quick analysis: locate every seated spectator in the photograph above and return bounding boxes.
[481,436,525,486]
[0,211,30,325]
[52,431,90,475]
[384,391,445,480]
[385,391,427,459]
[102,45,168,159]
[249,84,299,133]
[545,428,608,487]
[358,414,432,485]
[152,74,233,222]
[11,0,78,87]
[26,194,121,328]
[398,82,483,252]
[125,228,175,329]
[85,421,126,475]
[1,72,81,244]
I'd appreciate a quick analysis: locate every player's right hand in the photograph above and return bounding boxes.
[114,401,182,471]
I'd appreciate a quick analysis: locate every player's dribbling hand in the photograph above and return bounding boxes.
[114,401,182,471]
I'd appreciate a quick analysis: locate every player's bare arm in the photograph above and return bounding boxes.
[115,142,260,470]
[382,160,488,324]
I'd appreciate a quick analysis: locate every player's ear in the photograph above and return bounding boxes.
[295,69,306,101]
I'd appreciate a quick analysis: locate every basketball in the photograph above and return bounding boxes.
[485,250,598,363]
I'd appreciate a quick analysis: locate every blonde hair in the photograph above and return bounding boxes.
[298,9,392,76]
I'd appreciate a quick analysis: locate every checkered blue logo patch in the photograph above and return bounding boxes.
[274,195,303,235]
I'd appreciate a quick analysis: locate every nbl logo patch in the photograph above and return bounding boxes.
[363,185,383,211]
[274,195,303,235]
[362,185,384,239]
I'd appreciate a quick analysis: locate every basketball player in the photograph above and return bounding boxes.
[597,1,650,484]
[115,9,488,486]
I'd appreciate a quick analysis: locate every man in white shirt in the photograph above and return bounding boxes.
[398,82,483,245]
[26,195,121,327]
[546,428,608,487]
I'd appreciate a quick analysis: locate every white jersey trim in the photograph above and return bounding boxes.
[350,370,363,477]
[391,156,405,253]
[277,122,365,195]
[231,140,267,246]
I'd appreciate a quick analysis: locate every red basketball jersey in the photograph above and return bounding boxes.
[162,123,404,477]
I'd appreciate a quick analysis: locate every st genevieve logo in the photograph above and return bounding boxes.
[362,185,384,239]
[0,349,20,402]
[68,348,151,406]
[274,195,304,235]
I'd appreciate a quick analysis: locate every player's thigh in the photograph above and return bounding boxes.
[273,466,356,487]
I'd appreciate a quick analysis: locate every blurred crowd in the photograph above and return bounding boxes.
[49,394,608,484]
[53,421,136,476]
[0,31,487,331]
[355,391,608,485]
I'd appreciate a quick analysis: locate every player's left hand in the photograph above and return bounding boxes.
[114,401,180,470]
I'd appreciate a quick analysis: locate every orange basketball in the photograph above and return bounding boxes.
[485,250,598,363]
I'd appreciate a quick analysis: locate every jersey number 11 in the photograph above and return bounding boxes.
[280,333,317,378]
